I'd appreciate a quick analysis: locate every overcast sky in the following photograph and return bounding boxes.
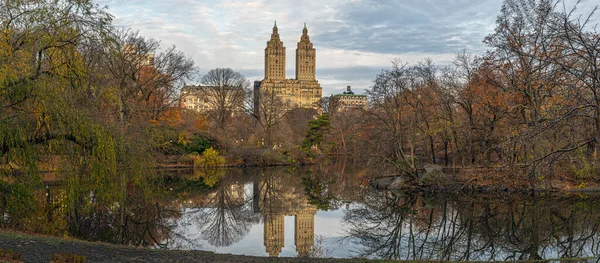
[95,0,598,96]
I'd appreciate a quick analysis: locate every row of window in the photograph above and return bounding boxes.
[342,101,367,105]
[187,105,209,110]
[183,98,208,103]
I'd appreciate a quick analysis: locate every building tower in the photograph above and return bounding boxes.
[265,21,286,80]
[295,23,316,80]
[264,214,285,257]
[294,206,317,257]
[257,23,322,111]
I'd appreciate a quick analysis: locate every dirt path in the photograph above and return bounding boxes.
[0,231,387,263]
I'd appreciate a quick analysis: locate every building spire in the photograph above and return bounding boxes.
[302,22,308,36]
[271,21,279,39]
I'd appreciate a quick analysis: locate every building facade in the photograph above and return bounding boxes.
[329,86,368,112]
[180,85,244,113]
[124,43,155,68]
[255,23,322,110]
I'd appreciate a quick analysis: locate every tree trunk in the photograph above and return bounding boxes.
[429,135,436,164]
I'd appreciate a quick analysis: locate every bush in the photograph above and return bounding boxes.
[185,134,214,154]
[193,147,226,168]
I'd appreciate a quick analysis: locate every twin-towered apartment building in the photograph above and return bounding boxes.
[180,23,366,114]
[253,22,322,110]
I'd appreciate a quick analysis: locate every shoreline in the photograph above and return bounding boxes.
[0,229,593,263]
[0,229,391,263]
[369,174,600,194]
[40,164,600,195]
[0,230,595,263]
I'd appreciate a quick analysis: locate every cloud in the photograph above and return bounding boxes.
[94,0,600,97]
[312,0,502,55]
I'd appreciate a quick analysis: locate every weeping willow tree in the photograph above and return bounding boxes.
[0,0,114,227]
[0,0,195,241]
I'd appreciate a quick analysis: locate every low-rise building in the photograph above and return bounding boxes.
[180,85,244,113]
[329,86,368,112]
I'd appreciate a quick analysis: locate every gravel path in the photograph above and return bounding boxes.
[0,231,385,263]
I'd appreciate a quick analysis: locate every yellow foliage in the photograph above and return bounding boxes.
[194,169,225,187]
[193,147,226,168]
[177,133,189,146]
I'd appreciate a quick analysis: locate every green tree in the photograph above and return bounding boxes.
[302,114,331,151]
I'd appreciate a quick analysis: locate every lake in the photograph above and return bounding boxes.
[4,166,600,261]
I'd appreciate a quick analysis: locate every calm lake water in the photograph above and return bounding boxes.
[8,166,600,261]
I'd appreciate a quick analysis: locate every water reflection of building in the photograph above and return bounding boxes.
[176,172,319,257]
[294,207,317,257]
[262,207,317,257]
[264,214,285,257]
[255,176,317,257]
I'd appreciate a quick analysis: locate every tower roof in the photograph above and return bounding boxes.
[270,21,280,40]
[300,23,310,42]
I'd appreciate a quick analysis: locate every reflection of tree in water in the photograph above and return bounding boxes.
[187,170,260,247]
[342,190,418,259]
[174,165,364,253]
[343,190,600,261]
[301,169,341,211]
[65,171,182,247]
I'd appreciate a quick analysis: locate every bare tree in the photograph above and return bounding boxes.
[553,2,600,154]
[101,30,196,125]
[199,68,249,130]
[251,88,290,147]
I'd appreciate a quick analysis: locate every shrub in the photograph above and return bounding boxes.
[193,147,226,168]
[186,134,214,154]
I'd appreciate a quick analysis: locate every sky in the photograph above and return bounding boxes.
[95,0,599,96]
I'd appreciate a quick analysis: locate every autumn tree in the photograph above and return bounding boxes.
[552,3,600,155]
[0,0,133,236]
[366,60,418,176]
[0,0,201,241]
[483,0,595,178]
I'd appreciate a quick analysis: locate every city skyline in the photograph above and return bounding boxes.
[96,0,598,95]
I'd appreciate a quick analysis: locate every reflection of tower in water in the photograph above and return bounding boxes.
[259,174,317,257]
[264,214,285,257]
[295,206,317,257]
